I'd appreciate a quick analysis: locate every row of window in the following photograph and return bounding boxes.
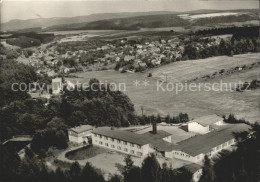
[94,134,141,149]
[174,152,190,158]
[98,141,142,156]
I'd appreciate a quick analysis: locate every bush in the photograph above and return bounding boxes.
[6,50,19,59]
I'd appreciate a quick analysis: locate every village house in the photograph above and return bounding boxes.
[52,77,63,95]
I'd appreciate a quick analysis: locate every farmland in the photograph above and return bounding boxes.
[68,53,260,123]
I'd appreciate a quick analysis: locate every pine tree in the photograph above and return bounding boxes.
[81,162,104,182]
[69,161,81,182]
[141,154,161,182]
[199,156,215,182]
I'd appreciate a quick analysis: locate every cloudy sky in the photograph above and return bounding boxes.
[1,0,258,23]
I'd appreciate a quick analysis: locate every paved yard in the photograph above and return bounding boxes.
[56,145,191,175]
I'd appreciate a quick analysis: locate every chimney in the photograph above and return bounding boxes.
[152,121,157,134]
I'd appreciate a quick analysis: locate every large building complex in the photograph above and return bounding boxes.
[91,121,249,163]
[68,116,250,164]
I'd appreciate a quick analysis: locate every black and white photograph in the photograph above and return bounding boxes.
[0,0,259,182]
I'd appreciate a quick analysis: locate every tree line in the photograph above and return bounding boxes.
[137,113,189,125]
[0,145,192,182]
[194,26,259,38]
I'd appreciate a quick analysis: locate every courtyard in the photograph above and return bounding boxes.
[57,145,191,175]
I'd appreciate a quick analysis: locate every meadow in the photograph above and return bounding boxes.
[67,53,260,123]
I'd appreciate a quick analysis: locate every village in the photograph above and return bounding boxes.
[12,34,226,78]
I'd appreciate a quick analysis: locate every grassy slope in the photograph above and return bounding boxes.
[68,53,260,123]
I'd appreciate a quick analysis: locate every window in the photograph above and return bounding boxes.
[137,145,141,149]
[136,152,142,156]
[105,143,108,146]
[99,141,103,145]
[117,146,121,150]
[124,148,128,152]
[123,141,127,145]
[117,140,121,143]
[130,150,134,154]
[130,143,134,147]
[111,138,114,142]
[105,137,108,140]
[111,145,115,148]
[99,135,102,139]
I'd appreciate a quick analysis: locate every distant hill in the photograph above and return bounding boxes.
[1,9,258,32]
[1,11,178,32]
[44,14,190,31]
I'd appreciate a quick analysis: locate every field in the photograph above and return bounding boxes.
[189,12,239,19]
[67,53,260,122]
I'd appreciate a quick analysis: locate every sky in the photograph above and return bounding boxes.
[1,0,259,23]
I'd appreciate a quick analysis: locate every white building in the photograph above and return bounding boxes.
[92,123,172,157]
[52,77,63,95]
[68,125,93,143]
[165,123,250,163]
[187,115,224,134]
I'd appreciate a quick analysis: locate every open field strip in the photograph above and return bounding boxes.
[68,53,260,122]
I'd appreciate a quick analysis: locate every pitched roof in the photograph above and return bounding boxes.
[177,123,250,156]
[93,127,148,145]
[92,127,172,147]
[69,125,93,134]
[140,131,174,151]
[189,114,223,127]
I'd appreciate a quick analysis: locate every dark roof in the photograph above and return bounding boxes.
[189,115,223,127]
[92,127,172,147]
[177,123,250,156]
[92,127,149,145]
[140,131,174,151]
[69,125,93,133]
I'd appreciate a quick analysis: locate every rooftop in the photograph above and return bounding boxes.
[69,125,93,134]
[189,114,223,127]
[177,123,250,156]
[92,127,172,147]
